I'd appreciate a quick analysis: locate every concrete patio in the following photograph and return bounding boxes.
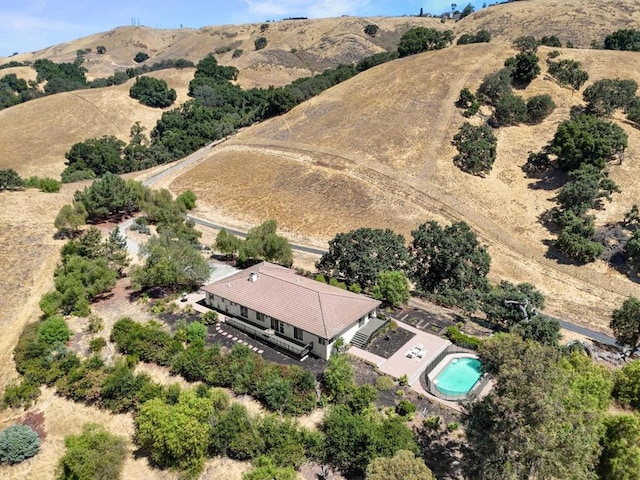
[349,320,451,387]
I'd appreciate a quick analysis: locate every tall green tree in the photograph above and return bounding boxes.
[132,231,211,291]
[73,173,144,222]
[316,227,410,288]
[129,76,177,108]
[64,136,126,177]
[410,221,490,309]
[215,229,243,258]
[366,450,435,480]
[598,413,640,480]
[54,203,88,236]
[481,281,545,329]
[463,334,606,479]
[238,219,293,267]
[452,122,497,175]
[550,114,627,171]
[610,296,640,350]
[372,271,410,307]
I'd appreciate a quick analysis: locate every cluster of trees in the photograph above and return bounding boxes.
[456,29,491,45]
[522,71,632,263]
[604,28,640,51]
[215,219,293,267]
[464,333,623,479]
[453,36,553,161]
[0,168,60,192]
[545,114,625,262]
[40,227,128,317]
[315,223,560,344]
[129,75,176,108]
[397,27,454,57]
[0,56,194,113]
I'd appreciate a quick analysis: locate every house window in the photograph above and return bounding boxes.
[294,327,303,341]
[240,306,248,318]
[256,312,264,322]
[318,337,326,345]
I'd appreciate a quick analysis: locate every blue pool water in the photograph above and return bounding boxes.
[434,357,482,396]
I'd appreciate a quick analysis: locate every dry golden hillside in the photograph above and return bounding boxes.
[0,68,194,178]
[456,0,640,48]
[170,41,640,332]
[3,17,441,87]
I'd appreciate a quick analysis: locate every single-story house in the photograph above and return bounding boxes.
[202,262,383,359]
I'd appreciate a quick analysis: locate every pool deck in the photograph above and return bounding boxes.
[349,319,451,387]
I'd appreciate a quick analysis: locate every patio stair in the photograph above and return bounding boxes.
[350,317,388,348]
[351,331,370,348]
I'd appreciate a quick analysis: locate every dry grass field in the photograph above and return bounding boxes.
[2,2,640,477]
[171,40,640,333]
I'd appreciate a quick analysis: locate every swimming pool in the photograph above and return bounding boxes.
[433,356,483,397]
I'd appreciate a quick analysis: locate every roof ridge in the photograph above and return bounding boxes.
[317,290,329,338]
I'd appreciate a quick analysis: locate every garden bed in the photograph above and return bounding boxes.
[365,327,416,359]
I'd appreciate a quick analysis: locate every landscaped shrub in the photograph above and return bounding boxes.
[375,376,396,391]
[395,399,417,418]
[445,326,482,349]
[88,337,106,353]
[0,424,40,464]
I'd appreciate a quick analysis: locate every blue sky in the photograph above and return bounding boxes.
[0,1,486,57]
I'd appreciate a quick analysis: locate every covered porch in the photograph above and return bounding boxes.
[223,315,313,359]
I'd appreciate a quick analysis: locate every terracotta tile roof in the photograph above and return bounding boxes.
[202,262,381,339]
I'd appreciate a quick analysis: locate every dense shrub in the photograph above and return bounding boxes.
[1,379,41,409]
[364,24,379,36]
[0,424,40,464]
[477,68,513,106]
[526,94,556,124]
[129,76,177,108]
[493,94,527,126]
[254,37,268,50]
[39,315,72,347]
[539,35,562,47]
[56,423,126,480]
[445,326,482,349]
[505,52,540,86]
[583,78,638,116]
[133,52,149,63]
[457,30,491,45]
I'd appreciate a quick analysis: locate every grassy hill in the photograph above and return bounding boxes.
[169,40,640,332]
[457,0,640,48]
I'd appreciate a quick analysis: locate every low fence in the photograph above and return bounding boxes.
[423,345,488,402]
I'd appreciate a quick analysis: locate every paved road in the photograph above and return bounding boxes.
[557,318,616,346]
[186,215,328,256]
